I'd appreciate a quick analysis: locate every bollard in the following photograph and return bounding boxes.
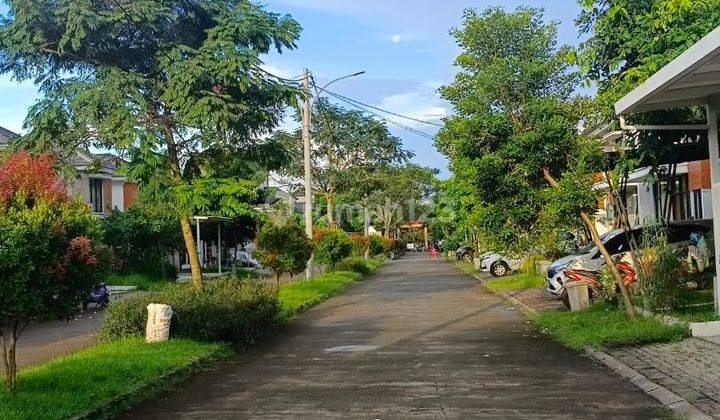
[566,281,590,312]
[146,303,173,343]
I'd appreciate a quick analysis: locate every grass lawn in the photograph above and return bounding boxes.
[485,272,544,293]
[455,260,477,275]
[105,273,173,291]
[0,337,229,420]
[278,271,362,317]
[670,304,719,323]
[532,302,688,350]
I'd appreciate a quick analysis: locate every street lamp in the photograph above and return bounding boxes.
[301,70,364,280]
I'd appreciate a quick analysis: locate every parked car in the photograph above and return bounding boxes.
[456,246,474,262]
[234,250,262,269]
[545,233,614,296]
[546,220,713,297]
[479,253,523,277]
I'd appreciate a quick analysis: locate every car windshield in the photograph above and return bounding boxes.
[579,231,618,255]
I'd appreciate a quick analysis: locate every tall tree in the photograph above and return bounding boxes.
[438,7,635,315]
[274,99,412,225]
[0,0,301,289]
[577,0,720,122]
[367,164,437,238]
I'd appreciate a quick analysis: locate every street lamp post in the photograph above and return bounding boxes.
[301,69,365,280]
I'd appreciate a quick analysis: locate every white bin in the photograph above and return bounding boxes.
[146,303,173,343]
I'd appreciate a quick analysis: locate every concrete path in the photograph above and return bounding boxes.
[17,309,104,368]
[127,254,665,419]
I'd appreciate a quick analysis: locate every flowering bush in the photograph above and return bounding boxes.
[255,220,313,284]
[0,152,103,390]
[349,233,369,257]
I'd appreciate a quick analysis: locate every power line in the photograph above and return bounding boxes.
[322,90,437,140]
[319,86,443,128]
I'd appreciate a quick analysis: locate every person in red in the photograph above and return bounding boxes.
[429,244,438,260]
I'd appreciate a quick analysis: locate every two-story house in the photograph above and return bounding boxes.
[0,125,138,215]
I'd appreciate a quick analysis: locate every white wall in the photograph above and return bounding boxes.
[111,179,124,211]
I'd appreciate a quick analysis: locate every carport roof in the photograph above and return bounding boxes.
[615,26,720,115]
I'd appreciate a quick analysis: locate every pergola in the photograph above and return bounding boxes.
[193,215,232,275]
[614,26,720,314]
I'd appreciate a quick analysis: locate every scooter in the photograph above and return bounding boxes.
[83,283,110,310]
[560,261,636,309]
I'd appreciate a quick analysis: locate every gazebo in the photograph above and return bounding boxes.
[614,26,720,313]
[193,215,232,275]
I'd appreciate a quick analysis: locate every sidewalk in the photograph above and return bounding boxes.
[477,271,720,419]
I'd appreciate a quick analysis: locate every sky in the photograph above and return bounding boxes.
[0,1,586,177]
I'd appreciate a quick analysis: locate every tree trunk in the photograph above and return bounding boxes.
[542,169,635,317]
[275,272,281,288]
[1,323,18,391]
[163,126,203,289]
[326,192,335,227]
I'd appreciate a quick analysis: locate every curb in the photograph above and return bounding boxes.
[584,347,712,420]
[456,262,711,418]
[469,272,539,317]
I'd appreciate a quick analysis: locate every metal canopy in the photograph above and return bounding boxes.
[615,26,720,115]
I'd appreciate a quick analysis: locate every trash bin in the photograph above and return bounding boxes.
[566,282,590,312]
[146,303,173,343]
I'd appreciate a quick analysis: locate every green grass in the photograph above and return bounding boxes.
[670,304,719,323]
[532,302,688,350]
[485,272,544,293]
[455,261,477,275]
[278,271,362,317]
[0,337,230,420]
[105,273,173,291]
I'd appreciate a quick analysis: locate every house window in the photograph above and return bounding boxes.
[89,178,103,213]
[693,189,703,219]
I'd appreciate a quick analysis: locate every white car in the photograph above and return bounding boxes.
[479,253,523,277]
[234,250,262,269]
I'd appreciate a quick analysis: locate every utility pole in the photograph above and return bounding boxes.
[302,69,314,280]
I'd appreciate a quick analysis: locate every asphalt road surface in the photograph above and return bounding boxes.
[127,253,665,419]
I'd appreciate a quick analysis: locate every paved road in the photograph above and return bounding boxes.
[128,254,665,419]
[18,309,104,368]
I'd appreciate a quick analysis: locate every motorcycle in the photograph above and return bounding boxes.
[560,260,636,309]
[83,283,110,310]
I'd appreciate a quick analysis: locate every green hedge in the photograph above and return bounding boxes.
[334,257,384,276]
[98,278,278,344]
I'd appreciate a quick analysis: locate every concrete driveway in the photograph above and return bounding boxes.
[127,254,664,419]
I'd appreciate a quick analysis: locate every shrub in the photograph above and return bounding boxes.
[638,223,686,312]
[314,228,353,269]
[0,152,104,390]
[255,220,313,284]
[349,233,369,257]
[368,235,384,256]
[98,278,278,345]
[335,257,383,276]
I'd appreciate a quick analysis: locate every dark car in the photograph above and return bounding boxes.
[456,246,474,262]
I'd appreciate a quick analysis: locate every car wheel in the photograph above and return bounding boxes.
[462,253,473,263]
[491,261,509,277]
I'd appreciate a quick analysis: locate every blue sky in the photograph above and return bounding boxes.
[0,1,585,176]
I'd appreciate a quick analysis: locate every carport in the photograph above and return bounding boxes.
[193,215,232,275]
[614,26,720,314]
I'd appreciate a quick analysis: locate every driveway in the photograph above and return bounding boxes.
[127,254,664,418]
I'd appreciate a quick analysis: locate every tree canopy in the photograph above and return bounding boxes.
[273,98,412,225]
[0,0,302,287]
[437,7,587,256]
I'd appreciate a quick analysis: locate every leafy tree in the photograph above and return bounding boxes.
[274,99,412,225]
[102,203,183,279]
[0,152,104,390]
[577,0,720,122]
[254,220,313,285]
[438,7,635,315]
[368,164,437,238]
[0,0,301,289]
[313,228,352,269]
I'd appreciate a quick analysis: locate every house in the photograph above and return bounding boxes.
[590,125,713,234]
[0,125,138,216]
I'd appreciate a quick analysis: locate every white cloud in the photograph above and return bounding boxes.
[390,34,403,43]
[375,82,448,128]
